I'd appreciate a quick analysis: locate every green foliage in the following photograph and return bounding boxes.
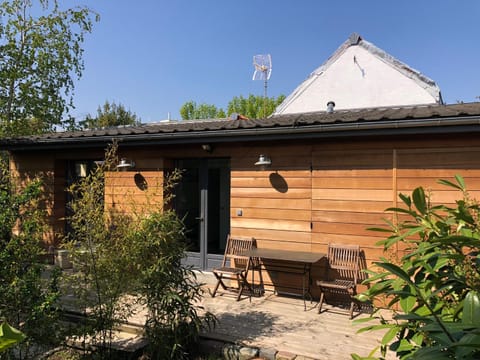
[179,94,285,120]
[0,0,98,136]
[0,157,63,359]
[63,142,138,356]
[180,101,225,120]
[64,143,215,359]
[0,322,25,353]
[80,101,141,129]
[354,175,480,359]
[133,209,216,360]
[227,94,285,119]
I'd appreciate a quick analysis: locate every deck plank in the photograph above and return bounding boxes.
[196,272,395,360]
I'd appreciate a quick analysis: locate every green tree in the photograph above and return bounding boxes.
[179,94,285,120]
[179,101,225,120]
[354,175,480,359]
[227,94,285,119]
[80,101,141,129]
[0,0,98,136]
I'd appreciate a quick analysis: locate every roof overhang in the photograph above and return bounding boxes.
[2,102,480,152]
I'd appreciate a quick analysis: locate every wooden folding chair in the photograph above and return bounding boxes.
[316,243,360,319]
[210,235,255,301]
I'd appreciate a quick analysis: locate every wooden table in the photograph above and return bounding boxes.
[242,248,326,310]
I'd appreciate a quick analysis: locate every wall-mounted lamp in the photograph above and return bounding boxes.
[75,162,88,178]
[254,154,271,170]
[117,158,135,171]
[201,144,213,153]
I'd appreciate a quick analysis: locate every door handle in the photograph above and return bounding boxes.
[195,216,204,221]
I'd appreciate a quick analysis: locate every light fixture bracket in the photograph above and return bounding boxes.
[254,154,271,169]
[117,158,135,171]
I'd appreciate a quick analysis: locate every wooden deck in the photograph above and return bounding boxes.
[195,271,394,360]
[57,267,394,359]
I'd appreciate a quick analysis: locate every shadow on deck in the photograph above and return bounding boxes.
[192,271,393,360]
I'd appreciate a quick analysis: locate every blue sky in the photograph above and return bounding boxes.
[70,1,480,123]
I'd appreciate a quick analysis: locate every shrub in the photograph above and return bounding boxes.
[354,175,480,359]
[64,143,215,359]
[63,143,138,356]
[0,157,62,359]
[133,210,216,360]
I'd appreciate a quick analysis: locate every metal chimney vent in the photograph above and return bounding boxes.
[326,101,335,113]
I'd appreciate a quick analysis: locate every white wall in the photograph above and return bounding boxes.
[278,46,439,114]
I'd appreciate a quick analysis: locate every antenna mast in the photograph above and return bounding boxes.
[252,54,272,118]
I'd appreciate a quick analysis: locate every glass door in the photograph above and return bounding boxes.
[175,158,230,270]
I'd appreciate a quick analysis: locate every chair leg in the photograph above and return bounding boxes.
[210,273,227,298]
[349,300,355,319]
[318,290,325,314]
[210,278,222,298]
[236,275,244,301]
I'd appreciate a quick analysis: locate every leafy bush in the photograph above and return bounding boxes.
[63,143,138,356]
[0,156,63,359]
[133,210,216,360]
[64,143,215,359]
[354,175,480,359]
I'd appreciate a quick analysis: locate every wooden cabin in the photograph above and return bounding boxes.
[3,102,480,297]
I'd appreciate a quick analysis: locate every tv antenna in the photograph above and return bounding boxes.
[252,54,272,118]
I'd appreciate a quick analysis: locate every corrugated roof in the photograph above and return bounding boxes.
[2,102,480,150]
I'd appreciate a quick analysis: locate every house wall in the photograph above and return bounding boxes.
[276,45,439,114]
[8,134,480,294]
[9,148,105,247]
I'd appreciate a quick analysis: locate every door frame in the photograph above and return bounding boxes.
[175,158,230,270]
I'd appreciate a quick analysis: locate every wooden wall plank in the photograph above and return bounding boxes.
[232,197,311,210]
[312,177,392,189]
[232,176,311,188]
[230,208,311,221]
[233,187,311,199]
[231,218,311,232]
[230,228,311,243]
[312,188,392,201]
[312,199,390,212]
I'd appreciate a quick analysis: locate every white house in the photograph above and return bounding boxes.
[274,33,443,115]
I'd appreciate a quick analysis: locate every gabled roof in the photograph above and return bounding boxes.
[274,33,443,115]
[2,102,480,151]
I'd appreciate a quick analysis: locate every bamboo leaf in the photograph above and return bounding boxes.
[384,207,416,215]
[438,178,463,191]
[356,323,395,333]
[366,227,392,233]
[455,174,466,189]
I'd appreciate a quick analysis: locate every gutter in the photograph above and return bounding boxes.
[3,115,480,151]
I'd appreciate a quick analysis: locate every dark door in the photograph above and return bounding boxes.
[175,158,230,270]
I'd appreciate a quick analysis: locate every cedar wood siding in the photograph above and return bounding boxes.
[8,135,480,295]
